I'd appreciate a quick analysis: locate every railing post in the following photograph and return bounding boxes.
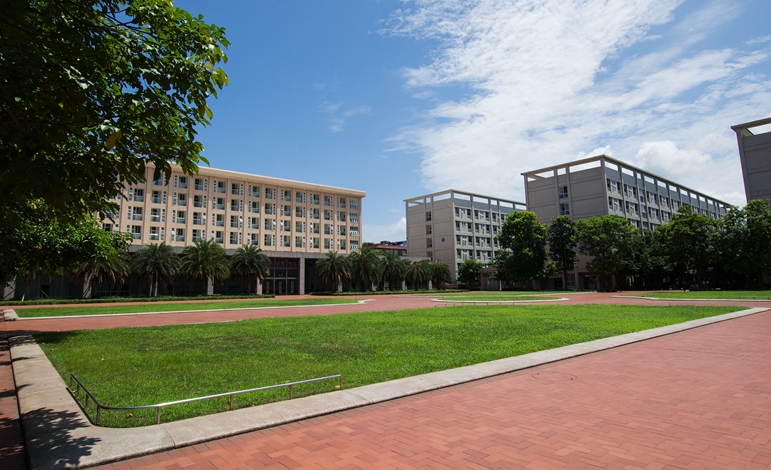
[229,394,234,410]
[289,384,293,399]
[96,406,101,424]
[156,407,161,425]
[340,375,344,390]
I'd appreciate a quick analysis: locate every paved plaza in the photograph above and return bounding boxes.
[1,293,770,469]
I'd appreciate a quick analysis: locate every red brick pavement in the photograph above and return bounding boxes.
[0,315,27,470]
[5,292,771,336]
[93,308,771,470]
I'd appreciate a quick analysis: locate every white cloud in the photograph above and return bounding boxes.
[363,216,406,243]
[319,102,371,132]
[384,0,771,207]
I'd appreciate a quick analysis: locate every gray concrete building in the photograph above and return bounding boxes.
[522,155,730,289]
[405,190,526,284]
[732,116,771,207]
[523,155,729,228]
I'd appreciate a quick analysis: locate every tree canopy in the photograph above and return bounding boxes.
[575,215,634,289]
[457,259,483,287]
[0,0,229,230]
[495,211,551,283]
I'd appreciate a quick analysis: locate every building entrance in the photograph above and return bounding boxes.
[264,258,300,295]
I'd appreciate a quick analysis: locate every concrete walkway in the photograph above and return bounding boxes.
[92,307,771,470]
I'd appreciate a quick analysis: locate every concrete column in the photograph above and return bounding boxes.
[337,281,342,293]
[256,278,263,295]
[371,283,377,292]
[428,280,432,290]
[207,277,214,295]
[401,281,406,291]
[82,276,93,299]
[298,257,305,295]
[1,279,16,300]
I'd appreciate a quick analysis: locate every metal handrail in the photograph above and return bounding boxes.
[68,373,343,425]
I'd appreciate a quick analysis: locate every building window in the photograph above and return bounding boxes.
[350,226,359,237]
[193,212,203,225]
[558,186,568,199]
[281,235,291,247]
[337,197,346,208]
[310,237,320,249]
[194,178,204,191]
[349,199,359,209]
[426,225,432,235]
[214,231,223,243]
[249,233,260,246]
[296,191,306,203]
[178,176,188,189]
[337,239,346,250]
[178,193,187,206]
[249,185,260,197]
[426,238,433,248]
[249,201,259,213]
[177,211,186,224]
[324,195,332,206]
[103,223,113,232]
[350,212,359,223]
[559,203,569,216]
[132,207,143,221]
[426,211,432,221]
[264,234,274,246]
[311,223,320,234]
[324,238,331,249]
[295,236,305,248]
[310,193,320,205]
[295,221,305,233]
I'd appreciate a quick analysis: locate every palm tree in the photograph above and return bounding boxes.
[348,248,383,291]
[71,250,131,298]
[179,238,231,295]
[429,261,451,290]
[380,250,407,291]
[230,245,270,294]
[405,259,432,290]
[132,243,180,297]
[316,251,350,292]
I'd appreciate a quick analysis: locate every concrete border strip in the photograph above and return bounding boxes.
[613,295,771,302]
[3,309,19,321]
[431,298,568,304]
[11,306,768,470]
[10,300,370,320]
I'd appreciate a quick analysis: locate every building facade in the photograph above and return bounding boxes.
[523,155,730,289]
[523,155,729,228]
[405,190,526,284]
[103,164,365,295]
[732,116,771,207]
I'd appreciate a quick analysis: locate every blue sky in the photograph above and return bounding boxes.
[177,0,771,243]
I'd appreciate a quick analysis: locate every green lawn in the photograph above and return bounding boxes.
[16,298,360,317]
[36,304,742,427]
[631,291,771,300]
[436,295,559,301]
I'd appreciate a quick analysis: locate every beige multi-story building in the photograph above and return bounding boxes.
[104,164,365,295]
[405,190,526,284]
[732,116,771,207]
[523,155,729,289]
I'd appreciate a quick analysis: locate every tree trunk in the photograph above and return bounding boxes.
[201,277,208,296]
[24,268,34,300]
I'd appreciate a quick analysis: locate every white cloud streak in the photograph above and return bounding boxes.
[385,0,771,206]
[363,216,407,244]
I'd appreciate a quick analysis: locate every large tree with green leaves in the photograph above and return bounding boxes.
[457,259,483,288]
[547,216,578,289]
[657,205,716,287]
[0,0,229,232]
[379,250,407,291]
[348,249,383,291]
[70,233,133,298]
[429,261,451,290]
[179,239,230,295]
[316,251,351,292]
[230,245,270,294]
[575,215,635,290]
[405,259,432,290]
[132,243,180,297]
[495,211,550,284]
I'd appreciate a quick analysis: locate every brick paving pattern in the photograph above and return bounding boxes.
[91,307,771,470]
[0,315,27,470]
[2,293,770,469]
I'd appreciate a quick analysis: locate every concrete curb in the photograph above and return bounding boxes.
[614,295,771,302]
[431,298,568,304]
[11,306,768,470]
[11,300,368,320]
[3,309,19,321]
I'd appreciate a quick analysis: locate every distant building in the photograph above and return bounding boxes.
[732,117,771,207]
[522,155,730,289]
[405,189,526,284]
[364,243,408,256]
